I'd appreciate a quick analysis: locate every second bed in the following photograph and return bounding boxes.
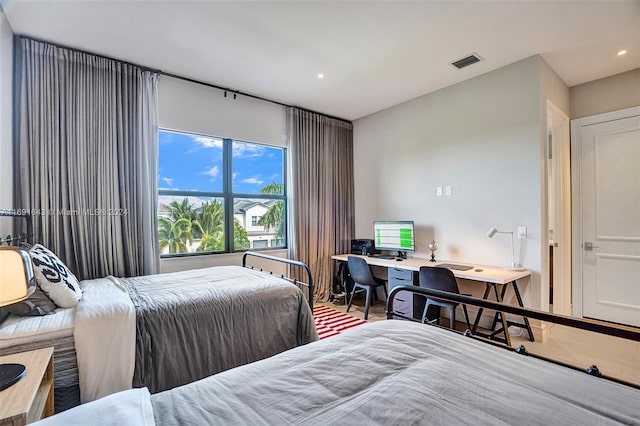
[0,251,318,411]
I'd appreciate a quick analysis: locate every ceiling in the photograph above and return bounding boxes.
[1,0,639,121]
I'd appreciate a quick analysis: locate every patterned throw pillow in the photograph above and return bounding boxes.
[29,244,82,308]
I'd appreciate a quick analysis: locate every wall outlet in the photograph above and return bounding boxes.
[517,226,527,239]
[436,186,443,197]
[445,185,452,196]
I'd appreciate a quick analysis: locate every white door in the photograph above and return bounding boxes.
[574,109,640,327]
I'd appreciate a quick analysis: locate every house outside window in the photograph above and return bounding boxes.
[252,239,268,249]
[157,129,287,256]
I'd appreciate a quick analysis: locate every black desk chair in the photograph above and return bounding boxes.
[419,266,471,331]
[346,256,387,320]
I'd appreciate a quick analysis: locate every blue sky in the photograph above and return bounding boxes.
[158,130,284,195]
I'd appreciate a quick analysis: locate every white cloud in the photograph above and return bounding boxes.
[162,177,173,187]
[232,141,265,158]
[194,137,223,149]
[202,166,219,177]
[242,177,264,185]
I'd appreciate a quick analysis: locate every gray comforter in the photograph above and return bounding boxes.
[121,265,317,394]
[151,320,640,425]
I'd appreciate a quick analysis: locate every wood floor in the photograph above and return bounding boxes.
[318,296,640,387]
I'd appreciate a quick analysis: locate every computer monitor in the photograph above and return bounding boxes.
[373,221,415,257]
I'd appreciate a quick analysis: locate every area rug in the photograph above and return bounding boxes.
[313,305,367,339]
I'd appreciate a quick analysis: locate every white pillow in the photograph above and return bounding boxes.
[29,244,82,308]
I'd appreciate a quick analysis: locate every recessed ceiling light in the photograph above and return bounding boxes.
[317,73,324,79]
[617,50,627,56]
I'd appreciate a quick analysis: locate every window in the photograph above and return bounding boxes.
[252,240,268,249]
[158,129,286,256]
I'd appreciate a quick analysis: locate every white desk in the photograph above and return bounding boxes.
[331,254,534,346]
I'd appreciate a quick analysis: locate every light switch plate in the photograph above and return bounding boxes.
[445,185,452,196]
[517,226,527,239]
[436,186,443,197]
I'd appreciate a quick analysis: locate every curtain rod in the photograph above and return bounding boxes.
[160,71,352,125]
[16,34,352,125]
[16,35,162,74]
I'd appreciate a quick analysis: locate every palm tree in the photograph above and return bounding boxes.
[257,182,285,242]
[195,200,225,252]
[234,220,250,250]
[166,198,198,221]
[158,216,193,254]
[159,198,200,252]
[159,197,250,252]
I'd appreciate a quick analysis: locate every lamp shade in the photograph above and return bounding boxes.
[0,247,36,307]
[486,227,498,238]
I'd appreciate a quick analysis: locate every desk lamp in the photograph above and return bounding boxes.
[0,247,36,390]
[486,227,524,271]
[427,240,439,262]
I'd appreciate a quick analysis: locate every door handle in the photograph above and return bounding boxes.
[584,242,599,251]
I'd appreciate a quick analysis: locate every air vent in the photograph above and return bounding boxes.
[450,53,483,69]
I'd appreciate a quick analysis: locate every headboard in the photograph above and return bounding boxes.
[0,209,33,247]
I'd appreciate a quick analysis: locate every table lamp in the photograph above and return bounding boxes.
[427,240,439,262]
[0,247,36,391]
[486,227,524,271]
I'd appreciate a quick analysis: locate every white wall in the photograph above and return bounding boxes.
[353,56,558,311]
[0,8,13,235]
[160,248,289,273]
[570,69,640,119]
[158,75,287,272]
[539,59,570,115]
[159,76,286,147]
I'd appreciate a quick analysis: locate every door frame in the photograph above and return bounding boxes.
[545,100,571,316]
[570,105,640,319]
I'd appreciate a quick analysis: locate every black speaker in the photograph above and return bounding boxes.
[351,239,375,255]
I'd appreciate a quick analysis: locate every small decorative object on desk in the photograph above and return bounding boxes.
[427,240,439,262]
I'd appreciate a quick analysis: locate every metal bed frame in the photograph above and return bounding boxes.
[242,251,314,311]
[387,285,640,389]
[0,209,32,246]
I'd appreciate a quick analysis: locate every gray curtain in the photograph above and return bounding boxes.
[288,108,354,300]
[14,37,160,280]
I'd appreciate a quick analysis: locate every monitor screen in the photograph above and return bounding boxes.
[373,221,415,253]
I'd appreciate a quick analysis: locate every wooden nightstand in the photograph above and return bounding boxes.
[0,347,54,425]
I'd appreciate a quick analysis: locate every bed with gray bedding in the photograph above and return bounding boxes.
[122,265,317,394]
[0,210,318,410]
[35,320,640,426]
[151,321,639,425]
[1,257,317,412]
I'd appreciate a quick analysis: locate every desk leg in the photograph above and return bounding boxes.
[471,283,492,334]
[489,284,505,332]
[490,281,535,343]
[472,283,511,347]
[511,280,535,342]
[490,283,512,347]
[329,261,346,302]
